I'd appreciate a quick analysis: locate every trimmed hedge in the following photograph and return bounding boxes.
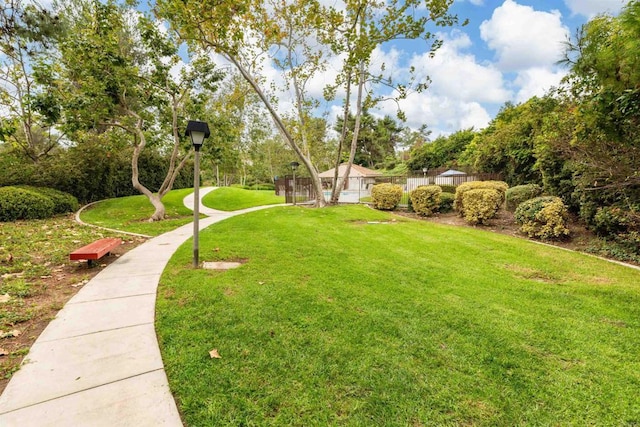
[410,185,442,217]
[439,192,455,213]
[251,183,276,191]
[0,186,55,221]
[514,196,570,240]
[454,181,508,216]
[371,183,403,210]
[461,189,502,224]
[17,185,79,215]
[505,184,543,212]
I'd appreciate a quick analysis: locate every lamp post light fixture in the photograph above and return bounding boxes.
[185,120,210,268]
[290,161,299,205]
[422,167,428,178]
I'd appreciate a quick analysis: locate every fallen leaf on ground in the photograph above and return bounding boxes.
[0,348,8,356]
[0,329,20,339]
[209,349,221,359]
[0,294,10,303]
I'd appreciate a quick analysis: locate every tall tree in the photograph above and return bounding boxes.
[54,0,221,220]
[155,0,463,206]
[560,1,640,209]
[335,111,402,168]
[0,0,63,161]
[407,127,475,172]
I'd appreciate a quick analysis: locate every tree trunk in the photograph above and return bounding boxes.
[128,114,168,222]
[223,52,326,207]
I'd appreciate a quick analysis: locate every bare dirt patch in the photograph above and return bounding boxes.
[0,230,144,394]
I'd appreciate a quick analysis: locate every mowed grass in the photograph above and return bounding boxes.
[202,187,285,211]
[156,205,640,426]
[79,188,195,236]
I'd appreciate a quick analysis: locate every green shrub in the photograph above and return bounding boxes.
[439,192,454,213]
[0,186,55,221]
[592,206,639,237]
[439,184,457,194]
[17,186,79,214]
[371,183,403,210]
[505,184,543,212]
[515,196,570,240]
[409,185,441,217]
[461,189,502,224]
[454,181,508,215]
[250,183,276,191]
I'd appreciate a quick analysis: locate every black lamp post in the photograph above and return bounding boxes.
[290,161,299,205]
[185,120,210,268]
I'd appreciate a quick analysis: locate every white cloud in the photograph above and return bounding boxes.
[480,0,570,71]
[411,31,511,104]
[563,0,626,18]
[378,93,491,136]
[513,67,567,102]
[370,31,506,136]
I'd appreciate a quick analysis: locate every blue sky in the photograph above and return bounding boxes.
[363,0,629,136]
[150,0,628,138]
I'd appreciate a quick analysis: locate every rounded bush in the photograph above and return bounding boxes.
[461,188,502,224]
[410,185,441,216]
[439,184,457,194]
[515,196,570,240]
[371,183,403,210]
[439,192,454,213]
[18,185,79,214]
[505,184,543,212]
[454,181,508,215]
[0,186,55,221]
[592,206,639,237]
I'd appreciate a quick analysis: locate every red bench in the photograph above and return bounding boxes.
[70,237,122,267]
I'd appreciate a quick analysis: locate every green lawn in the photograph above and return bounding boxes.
[156,205,640,426]
[79,188,195,236]
[202,187,285,211]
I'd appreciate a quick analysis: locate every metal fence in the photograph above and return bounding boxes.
[275,176,316,204]
[276,171,502,205]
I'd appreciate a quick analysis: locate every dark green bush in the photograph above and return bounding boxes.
[0,186,55,221]
[505,184,543,211]
[439,184,457,194]
[409,185,441,216]
[371,183,403,210]
[515,196,570,240]
[439,192,454,213]
[461,189,502,224]
[592,206,639,237]
[17,186,79,214]
[251,183,276,191]
[1,144,194,204]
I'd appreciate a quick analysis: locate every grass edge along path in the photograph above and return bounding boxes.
[202,187,285,211]
[78,188,195,236]
[156,205,640,426]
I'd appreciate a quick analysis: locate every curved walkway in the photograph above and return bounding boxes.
[0,187,287,426]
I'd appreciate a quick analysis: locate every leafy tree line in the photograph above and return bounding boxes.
[405,2,640,245]
[1,0,460,215]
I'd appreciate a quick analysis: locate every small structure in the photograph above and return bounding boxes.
[319,163,383,203]
[435,169,470,186]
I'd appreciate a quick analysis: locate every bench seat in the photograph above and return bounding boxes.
[70,237,122,264]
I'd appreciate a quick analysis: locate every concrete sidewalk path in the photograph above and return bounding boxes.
[0,187,286,426]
